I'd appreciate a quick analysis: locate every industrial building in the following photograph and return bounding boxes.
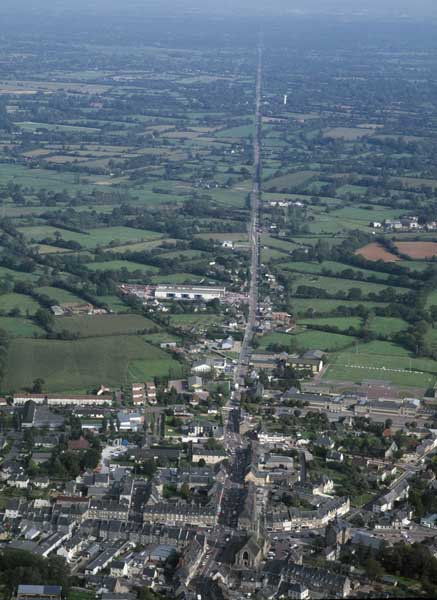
[154,285,226,302]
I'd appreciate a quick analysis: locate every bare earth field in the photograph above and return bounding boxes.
[395,241,437,259]
[355,243,399,262]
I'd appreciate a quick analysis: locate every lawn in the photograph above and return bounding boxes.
[54,314,159,337]
[0,293,41,315]
[3,335,182,392]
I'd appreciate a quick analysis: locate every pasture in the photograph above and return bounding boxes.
[53,314,159,337]
[3,336,181,392]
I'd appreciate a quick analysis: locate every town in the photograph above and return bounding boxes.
[1,1,437,600]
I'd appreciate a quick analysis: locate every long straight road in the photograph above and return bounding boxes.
[193,44,264,599]
[233,43,263,388]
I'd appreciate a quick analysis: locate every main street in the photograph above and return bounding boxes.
[232,42,262,391]
[193,43,264,598]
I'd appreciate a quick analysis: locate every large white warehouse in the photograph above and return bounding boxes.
[154,285,226,301]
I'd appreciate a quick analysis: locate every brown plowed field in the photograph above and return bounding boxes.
[395,241,437,259]
[355,243,399,262]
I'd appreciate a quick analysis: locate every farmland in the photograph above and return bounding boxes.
[1,12,437,399]
[257,32,437,394]
[3,336,182,393]
[0,32,264,391]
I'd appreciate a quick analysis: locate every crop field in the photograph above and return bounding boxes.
[3,336,181,392]
[355,243,399,262]
[3,24,437,403]
[395,241,437,259]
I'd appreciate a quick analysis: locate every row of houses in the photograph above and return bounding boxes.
[13,393,112,407]
[266,497,350,532]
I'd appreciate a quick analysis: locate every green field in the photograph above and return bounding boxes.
[281,260,392,281]
[215,124,254,138]
[169,313,223,329]
[0,293,41,315]
[0,266,40,283]
[259,329,355,352]
[54,314,159,337]
[287,273,407,296]
[323,341,437,388]
[368,317,408,336]
[299,316,363,331]
[289,298,388,316]
[19,225,161,250]
[151,273,213,284]
[0,317,44,337]
[35,286,85,305]
[265,170,318,190]
[3,336,182,392]
[85,260,159,274]
[293,329,356,352]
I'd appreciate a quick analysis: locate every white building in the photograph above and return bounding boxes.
[13,394,112,407]
[154,285,226,302]
[118,411,144,432]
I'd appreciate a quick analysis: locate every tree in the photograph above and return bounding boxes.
[32,378,45,394]
[34,308,54,331]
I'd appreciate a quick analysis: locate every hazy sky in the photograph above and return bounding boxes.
[1,0,436,18]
